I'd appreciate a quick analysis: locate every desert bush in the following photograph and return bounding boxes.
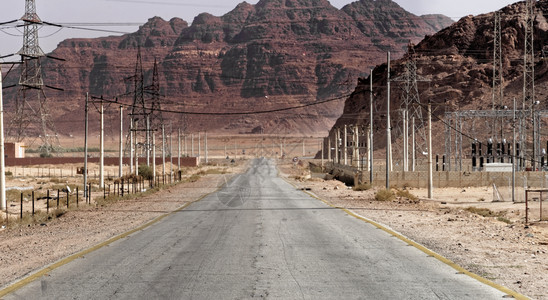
[138,165,154,180]
[187,174,201,183]
[375,189,395,201]
[465,207,506,218]
[497,216,512,224]
[50,177,64,184]
[353,183,372,191]
[396,189,418,201]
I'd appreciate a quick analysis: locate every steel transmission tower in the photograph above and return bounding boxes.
[523,0,536,169]
[147,58,164,132]
[492,11,504,142]
[492,11,503,110]
[146,58,166,161]
[129,47,149,167]
[11,0,58,152]
[393,44,428,171]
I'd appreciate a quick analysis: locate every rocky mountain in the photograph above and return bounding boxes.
[331,0,548,157]
[2,0,452,139]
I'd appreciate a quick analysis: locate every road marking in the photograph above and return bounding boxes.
[284,177,529,300]
[0,181,227,298]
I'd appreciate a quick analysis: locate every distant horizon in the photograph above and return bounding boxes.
[0,0,518,56]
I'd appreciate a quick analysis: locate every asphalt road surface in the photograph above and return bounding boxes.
[6,158,509,299]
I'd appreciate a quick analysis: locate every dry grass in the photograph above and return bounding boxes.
[375,189,395,201]
[396,189,418,201]
[353,183,372,191]
[465,207,506,218]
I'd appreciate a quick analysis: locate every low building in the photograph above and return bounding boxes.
[4,143,25,158]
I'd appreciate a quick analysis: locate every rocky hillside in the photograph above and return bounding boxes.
[331,0,548,157]
[3,0,452,138]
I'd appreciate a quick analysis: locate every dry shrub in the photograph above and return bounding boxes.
[187,174,201,183]
[396,189,418,201]
[465,207,506,218]
[375,189,395,201]
[353,183,372,191]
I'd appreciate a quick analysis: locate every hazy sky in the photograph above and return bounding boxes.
[0,0,517,56]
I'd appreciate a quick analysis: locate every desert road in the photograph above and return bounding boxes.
[5,158,509,299]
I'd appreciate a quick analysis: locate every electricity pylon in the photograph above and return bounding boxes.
[393,44,429,171]
[128,47,149,169]
[492,11,504,142]
[10,0,59,153]
[523,0,536,168]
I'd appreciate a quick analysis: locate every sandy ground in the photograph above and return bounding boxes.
[1,159,547,299]
[280,162,548,300]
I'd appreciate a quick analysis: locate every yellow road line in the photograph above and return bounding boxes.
[302,188,529,300]
[0,185,220,298]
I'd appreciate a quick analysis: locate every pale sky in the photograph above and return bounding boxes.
[0,0,518,56]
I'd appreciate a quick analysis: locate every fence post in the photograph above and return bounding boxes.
[32,191,35,216]
[47,190,50,214]
[121,179,124,197]
[66,189,70,208]
[20,193,23,220]
[57,189,60,208]
[76,187,79,208]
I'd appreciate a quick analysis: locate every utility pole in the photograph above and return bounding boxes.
[205,132,208,164]
[411,117,416,171]
[321,139,324,167]
[100,103,104,188]
[428,100,433,199]
[119,105,123,178]
[327,135,331,162]
[84,93,89,197]
[402,109,408,171]
[184,134,187,158]
[386,52,391,189]
[353,125,359,168]
[0,71,6,210]
[162,124,166,176]
[191,134,194,157]
[178,128,181,170]
[152,131,156,182]
[130,119,134,174]
[512,98,516,203]
[335,128,339,164]
[343,125,348,165]
[170,126,173,179]
[370,69,374,184]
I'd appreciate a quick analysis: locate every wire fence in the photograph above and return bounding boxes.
[2,172,182,228]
